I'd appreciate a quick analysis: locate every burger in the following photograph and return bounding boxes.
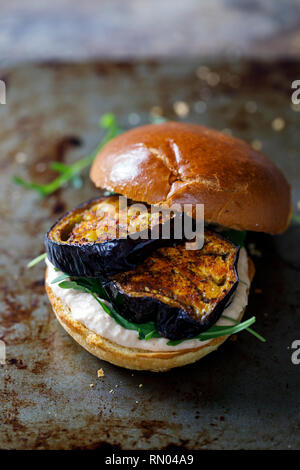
[44,122,291,372]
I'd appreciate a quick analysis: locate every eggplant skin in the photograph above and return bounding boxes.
[45,232,163,279]
[156,286,236,340]
[44,195,178,278]
[103,281,161,323]
[104,231,240,340]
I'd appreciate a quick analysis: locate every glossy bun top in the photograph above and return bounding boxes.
[90,122,291,234]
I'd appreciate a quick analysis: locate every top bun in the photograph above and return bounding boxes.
[90,122,291,234]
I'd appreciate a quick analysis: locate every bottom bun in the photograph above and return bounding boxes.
[45,258,255,372]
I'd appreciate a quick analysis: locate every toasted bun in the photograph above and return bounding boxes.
[45,258,255,372]
[90,122,291,234]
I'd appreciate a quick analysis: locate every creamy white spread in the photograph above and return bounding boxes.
[46,248,250,351]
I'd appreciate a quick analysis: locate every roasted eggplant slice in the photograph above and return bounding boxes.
[104,231,240,340]
[45,195,176,278]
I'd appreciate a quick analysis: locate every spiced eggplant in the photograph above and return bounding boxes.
[44,195,177,278]
[103,231,240,340]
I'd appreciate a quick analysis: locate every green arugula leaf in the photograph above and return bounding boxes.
[166,316,257,346]
[57,275,159,340]
[223,229,247,247]
[13,113,122,197]
[27,252,47,268]
[291,214,300,224]
[51,273,70,284]
[54,273,265,346]
[58,280,111,314]
[222,314,266,342]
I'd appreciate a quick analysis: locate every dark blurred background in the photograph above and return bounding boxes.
[1,0,300,64]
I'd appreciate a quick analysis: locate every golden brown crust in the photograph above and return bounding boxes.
[45,257,255,372]
[90,122,291,234]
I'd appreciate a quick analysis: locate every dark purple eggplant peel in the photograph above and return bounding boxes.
[103,231,240,340]
[44,195,179,278]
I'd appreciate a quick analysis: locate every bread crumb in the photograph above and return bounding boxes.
[90,384,94,388]
[173,101,189,117]
[15,152,27,164]
[272,117,285,131]
[139,383,143,388]
[97,368,104,378]
[109,389,114,394]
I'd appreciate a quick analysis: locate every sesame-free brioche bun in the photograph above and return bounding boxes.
[45,258,255,372]
[90,122,291,234]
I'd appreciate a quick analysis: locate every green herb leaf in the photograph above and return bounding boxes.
[13,113,122,197]
[27,252,47,268]
[291,214,300,224]
[223,229,247,247]
[166,316,257,346]
[51,273,70,284]
[58,280,83,290]
[222,314,266,342]
[54,273,265,346]
[75,278,160,339]
[50,162,71,173]
[56,275,162,340]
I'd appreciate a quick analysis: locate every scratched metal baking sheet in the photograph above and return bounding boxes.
[0,61,300,450]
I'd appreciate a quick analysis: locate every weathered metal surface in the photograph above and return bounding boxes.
[1,0,300,64]
[0,61,299,449]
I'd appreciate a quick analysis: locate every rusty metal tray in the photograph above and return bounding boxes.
[0,60,300,449]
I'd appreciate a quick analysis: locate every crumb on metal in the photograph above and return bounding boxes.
[97,368,104,378]
[173,101,189,117]
[272,117,285,131]
[15,152,27,164]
